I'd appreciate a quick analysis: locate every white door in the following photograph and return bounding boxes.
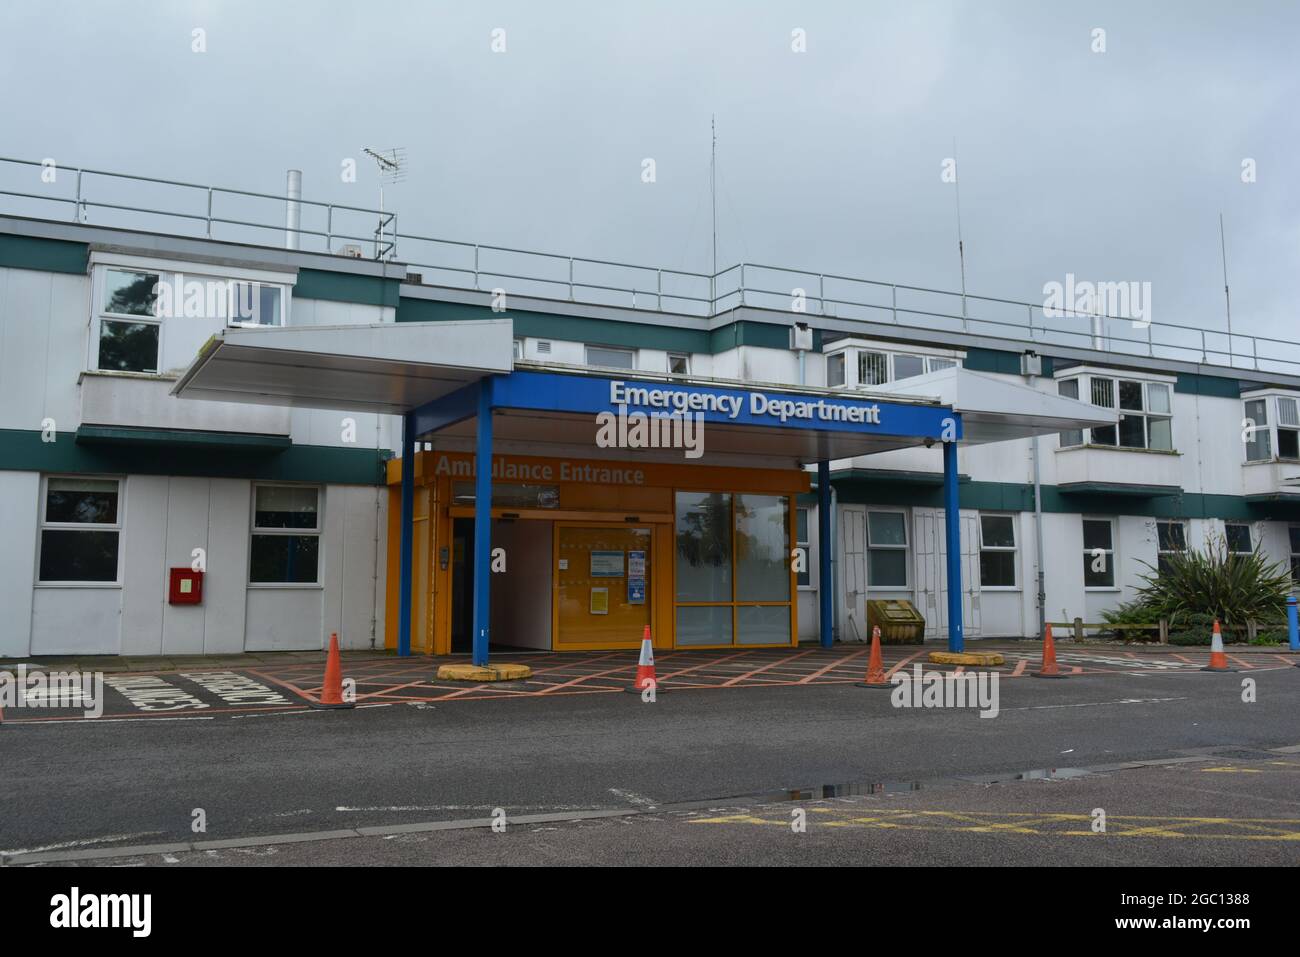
[916,508,982,640]
[839,506,868,642]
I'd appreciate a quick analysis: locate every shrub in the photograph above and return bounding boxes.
[1129,540,1292,630]
[1099,600,1162,641]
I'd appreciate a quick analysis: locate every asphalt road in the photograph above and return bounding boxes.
[3,662,1299,865]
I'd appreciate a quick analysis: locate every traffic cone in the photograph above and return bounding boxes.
[857,626,891,688]
[1202,619,1236,673]
[1033,623,1067,678]
[311,632,355,709]
[625,625,663,694]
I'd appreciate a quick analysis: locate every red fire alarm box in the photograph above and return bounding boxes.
[168,568,204,605]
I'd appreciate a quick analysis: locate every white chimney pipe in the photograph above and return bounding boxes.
[285,169,302,250]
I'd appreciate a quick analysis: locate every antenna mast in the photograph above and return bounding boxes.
[1219,212,1233,362]
[362,146,406,260]
[953,138,968,328]
[710,115,718,310]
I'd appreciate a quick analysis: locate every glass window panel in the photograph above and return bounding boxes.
[1118,413,1147,449]
[1279,429,1299,460]
[980,515,1016,548]
[1147,383,1171,414]
[675,491,732,601]
[1292,556,1300,583]
[1057,379,1083,446]
[1157,521,1186,552]
[103,269,159,316]
[735,494,790,601]
[39,530,119,582]
[250,535,320,583]
[827,353,845,387]
[796,507,809,542]
[98,320,159,373]
[928,357,957,372]
[668,353,690,375]
[1148,417,1173,451]
[867,511,907,546]
[1082,519,1113,551]
[586,346,636,369]
[868,549,908,587]
[1289,526,1300,553]
[1119,380,1144,411]
[736,605,790,645]
[979,551,1016,587]
[1083,550,1115,587]
[1225,523,1253,553]
[1091,423,1118,446]
[675,605,732,646]
[232,282,282,326]
[452,482,559,509]
[45,479,118,524]
[254,486,319,529]
[1091,377,1115,409]
[859,351,888,386]
[1278,397,1300,427]
[894,354,925,380]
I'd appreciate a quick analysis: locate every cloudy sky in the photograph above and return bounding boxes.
[2,1,1297,348]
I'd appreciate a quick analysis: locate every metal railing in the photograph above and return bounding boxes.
[3,155,1297,377]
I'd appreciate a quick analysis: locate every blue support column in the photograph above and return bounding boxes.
[1287,596,1298,653]
[471,381,494,667]
[817,461,833,649]
[943,440,964,653]
[397,412,415,657]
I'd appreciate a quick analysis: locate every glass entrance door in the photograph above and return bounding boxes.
[554,525,651,650]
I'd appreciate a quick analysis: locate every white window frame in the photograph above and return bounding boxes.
[1224,521,1254,555]
[585,344,637,370]
[667,352,691,376]
[36,475,124,587]
[1155,519,1187,576]
[977,513,1018,589]
[1289,525,1300,584]
[825,340,965,390]
[826,352,846,388]
[1057,370,1175,451]
[865,509,910,589]
[1082,516,1117,590]
[1242,393,1300,463]
[512,338,524,361]
[95,266,164,375]
[248,483,324,587]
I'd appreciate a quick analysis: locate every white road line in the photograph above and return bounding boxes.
[1001,696,1188,712]
[0,831,163,857]
[608,788,658,808]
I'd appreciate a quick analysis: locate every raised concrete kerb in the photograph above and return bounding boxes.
[436,662,534,682]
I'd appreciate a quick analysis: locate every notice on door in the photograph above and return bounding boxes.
[590,587,610,615]
[627,549,646,605]
[590,550,624,578]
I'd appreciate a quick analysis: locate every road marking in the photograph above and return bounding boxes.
[103,675,208,712]
[0,831,163,857]
[608,788,657,808]
[178,671,289,706]
[1000,696,1187,712]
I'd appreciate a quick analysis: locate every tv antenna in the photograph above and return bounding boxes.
[362,146,406,259]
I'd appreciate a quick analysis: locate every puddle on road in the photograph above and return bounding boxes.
[757,766,1095,805]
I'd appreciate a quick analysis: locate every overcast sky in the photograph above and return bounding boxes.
[2,1,1297,348]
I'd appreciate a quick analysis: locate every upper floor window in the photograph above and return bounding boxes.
[827,353,846,387]
[586,345,636,370]
[826,344,962,389]
[1243,394,1300,462]
[512,339,523,361]
[1058,374,1173,451]
[94,264,288,374]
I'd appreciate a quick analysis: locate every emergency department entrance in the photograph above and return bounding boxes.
[384,450,808,655]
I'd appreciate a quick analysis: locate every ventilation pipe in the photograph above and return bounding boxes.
[285,169,302,250]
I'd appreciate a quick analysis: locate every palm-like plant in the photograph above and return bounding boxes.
[1130,537,1292,627]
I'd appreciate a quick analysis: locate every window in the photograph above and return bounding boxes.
[250,485,321,584]
[867,511,908,588]
[1082,518,1115,588]
[38,477,121,582]
[827,353,846,387]
[1058,378,1084,446]
[1290,526,1300,583]
[1072,375,1172,450]
[1224,522,1253,555]
[859,350,888,386]
[586,345,636,369]
[795,507,810,587]
[229,281,285,327]
[1244,395,1300,462]
[512,339,523,361]
[978,514,1017,587]
[668,353,690,376]
[98,268,161,373]
[893,354,926,380]
[1156,520,1186,576]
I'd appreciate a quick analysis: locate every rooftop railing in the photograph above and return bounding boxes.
[3,155,1297,378]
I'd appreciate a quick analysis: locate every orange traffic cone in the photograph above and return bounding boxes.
[857,625,891,688]
[626,625,663,694]
[1202,619,1236,673]
[311,632,355,709]
[1033,623,1067,678]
